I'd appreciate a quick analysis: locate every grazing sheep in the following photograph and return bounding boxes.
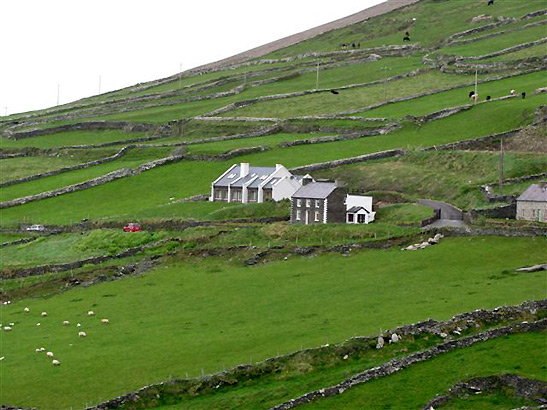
[343,354,349,360]
[3,326,12,332]
[391,333,400,343]
[510,89,516,95]
[63,320,70,326]
[87,311,95,316]
[77,323,82,327]
[471,94,479,101]
[36,323,41,326]
[52,359,61,366]
[39,347,46,352]
[376,335,385,349]
[35,348,41,353]
[24,307,30,313]
[41,311,47,317]
[78,331,87,338]
[46,352,54,358]
[9,322,14,326]
[101,318,110,325]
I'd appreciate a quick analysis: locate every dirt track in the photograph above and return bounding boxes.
[193,0,422,71]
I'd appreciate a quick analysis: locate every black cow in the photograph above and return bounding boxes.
[522,92,526,99]
[486,95,491,101]
[330,90,339,95]
[403,35,411,42]
[488,0,494,5]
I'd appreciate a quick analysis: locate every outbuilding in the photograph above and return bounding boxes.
[516,182,547,222]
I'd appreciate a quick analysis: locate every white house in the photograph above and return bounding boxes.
[516,182,547,222]
[210,162,311,203]
[345,194,375,224]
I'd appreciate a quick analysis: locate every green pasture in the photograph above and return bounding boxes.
[358,70,546,119]
[0,148,171,203]
[305,331,546,409]
[1,236,545,409]
[0,152,113,183]
[218,70,487,118]
[266,0,543,57]
[478,42,547,62]
[0,229,166,268]
[439,24,547,57]
[0,130,148,150]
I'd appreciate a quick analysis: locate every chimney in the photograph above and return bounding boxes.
[240,163,250,178]
[302,176,313,186]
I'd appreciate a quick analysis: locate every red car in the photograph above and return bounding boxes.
[123,223,142,232]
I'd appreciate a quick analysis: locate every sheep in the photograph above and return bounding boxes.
[63,320,70,326]
[9,322,14,326]
[36,323,41,326]
[510,89,516,95]
[76,323,82,327]
[101,318,110,325]
[376,335,385,349]
[24,307,30,313]
[3,326,12,332]
[46,352,54,358]
[52,359,61,366]
[41,311,47,317]
[390,333,400,343]
[471,94,479,102]
[39,347,46,352]
[78,331,87,338]
[87,311,95,316]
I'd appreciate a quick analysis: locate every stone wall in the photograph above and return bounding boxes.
[86,300,546,410]
[0,146,133,188]
[6,121,164,139]
[272,320,546,409]
[290,149,404,173]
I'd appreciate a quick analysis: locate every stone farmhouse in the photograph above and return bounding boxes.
[516,182,547,222]
[210,162,312,203]
[290,181,375,225]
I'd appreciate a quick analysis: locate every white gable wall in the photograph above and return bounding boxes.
[346,195,373,212]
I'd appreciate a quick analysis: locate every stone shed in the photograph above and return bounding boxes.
[516,182,547,222]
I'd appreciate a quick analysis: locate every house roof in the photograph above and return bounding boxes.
[347,206,370,213]
[214,165,276,187]
[293,182,338,199]
[517,183,547,202]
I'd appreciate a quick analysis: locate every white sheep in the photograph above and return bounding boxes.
[36,323,41,326]
[52,359,61,366]
[46,351,54,357]
[24,307,30,313]
[78,331,87,338]
[63,320,70,326]
[510,89,516,95]
[87,311,95,316]
[41,311,47,317]
[3,326,12,332]
[39,347,46,352]
[76,323,82,327]
[35,348,41,353]
[101,318,110,325]
[9,322,14,326]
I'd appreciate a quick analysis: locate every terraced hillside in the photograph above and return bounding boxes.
[1,0,546,409]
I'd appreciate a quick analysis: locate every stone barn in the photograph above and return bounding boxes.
[516,182,547,222]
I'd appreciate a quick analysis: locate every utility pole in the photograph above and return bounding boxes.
[56,83,60,106]
[474,69,478,105]
[315,61,320,90]
[498,139,504,195]
[98,75,102,95]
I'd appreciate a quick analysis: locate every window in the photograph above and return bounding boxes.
[347,213,354,223]
[231,190,242,201]
[315,200,320,208]
[306,199,311,207]
[314,211,320,222]
[358,214,366,223]
[296,210,301,220]
[249,190,258,202]
[297,199,302,207]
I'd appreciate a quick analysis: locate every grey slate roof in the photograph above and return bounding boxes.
[293,182,337,199]
[347,206,370,213]
[215,165,276,187]
[517,183,547,202]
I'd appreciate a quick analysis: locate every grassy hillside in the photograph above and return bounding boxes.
[1,0,546,408]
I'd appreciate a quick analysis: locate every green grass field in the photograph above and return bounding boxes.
[1,236,545,409]
[304,331,546,409]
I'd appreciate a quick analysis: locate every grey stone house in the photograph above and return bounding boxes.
[516,182,547,222]
[290,181,346,224]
